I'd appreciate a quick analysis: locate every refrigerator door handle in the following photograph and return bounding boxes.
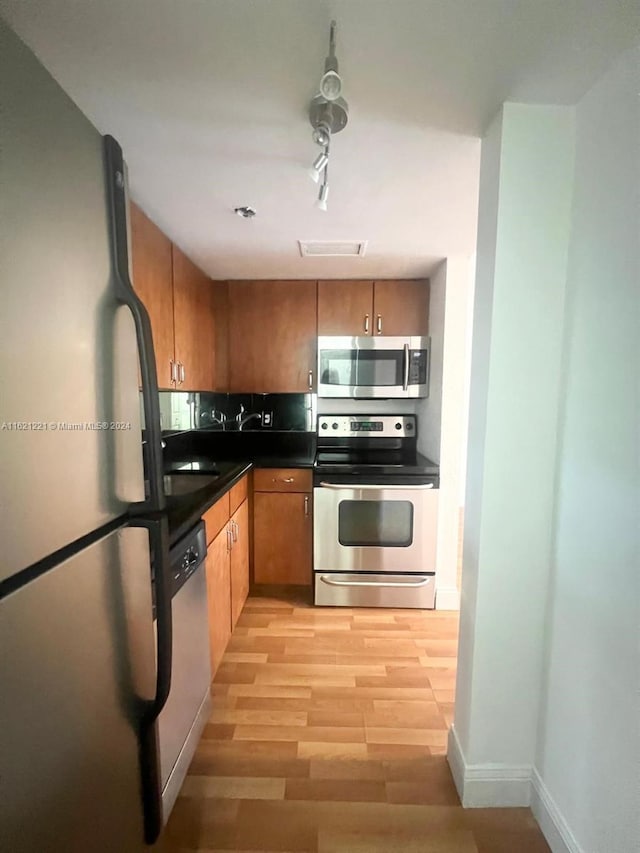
[103,134,166,515]
[127,514,172,844]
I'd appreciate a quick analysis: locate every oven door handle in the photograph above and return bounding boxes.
[319,575,432,589]
[318,482,434,490]
[402,342,410,391]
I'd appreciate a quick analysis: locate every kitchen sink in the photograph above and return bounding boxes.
[163,472,220,495]
[144,471,221,499]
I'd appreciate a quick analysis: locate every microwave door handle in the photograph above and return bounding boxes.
[319,482,434,490]
[402,343,410,391]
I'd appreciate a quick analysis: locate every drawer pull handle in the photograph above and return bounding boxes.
[319,575,432,589]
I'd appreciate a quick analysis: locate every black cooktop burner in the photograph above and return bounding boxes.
[314,449,439,480]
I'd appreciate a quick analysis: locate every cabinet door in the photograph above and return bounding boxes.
[172,245,215,391]
[129,202,175,388]
[228,281,317,392]
[373,280,430,336]
[317,280,374,336]
[211,280,229,391]
[253,492,312,585]
[204,525,232,676]
[230,499,249,628]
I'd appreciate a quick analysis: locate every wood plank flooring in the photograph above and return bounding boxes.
[158,593,550,852]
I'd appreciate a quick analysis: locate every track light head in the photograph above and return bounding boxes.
[309,151,329,183]
[316,183,329,212]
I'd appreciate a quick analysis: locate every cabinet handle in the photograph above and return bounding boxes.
[308,369,313,390]
[170,359,176,384]
[364,314,369,333]
[283,477,294,483]
[304,495,309,517]
[180,363,186,384]
[232,520,238,542]
[376,314,382,334]
[226,526,232,551]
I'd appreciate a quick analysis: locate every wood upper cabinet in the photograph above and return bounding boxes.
[317,280,374,336]
[129,203,175,388]
[228,281,317,392]
[204,524,232,676]
[373,280,429,336]
[317,279,429,337]
[172,246,220,392]
[130,202,227,392]
[230,499,249,628]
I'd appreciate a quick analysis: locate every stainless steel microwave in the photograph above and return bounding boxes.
[317,336,430,399]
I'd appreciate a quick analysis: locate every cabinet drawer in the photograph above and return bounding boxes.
[202,493,230,544]
[253,468,312,493]
[229,475,249,515]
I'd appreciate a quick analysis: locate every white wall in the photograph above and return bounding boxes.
[422,257,473,609]
[450,46,640,853]
[532,48,640,853]
[451,102,576,791]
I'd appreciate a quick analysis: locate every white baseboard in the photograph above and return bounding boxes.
[447,726,531,807]
[531,769,583,853]
[447,728,581,852]
[435,585,460,610]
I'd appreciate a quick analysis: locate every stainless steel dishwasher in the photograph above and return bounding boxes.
[155,521,211,821]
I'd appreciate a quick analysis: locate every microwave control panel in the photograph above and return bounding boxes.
[409,350,428,384]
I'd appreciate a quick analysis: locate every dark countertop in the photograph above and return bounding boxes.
[165,460,252,545]
[161,430,316,544]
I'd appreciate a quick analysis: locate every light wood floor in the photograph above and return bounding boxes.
[159,594,550,852]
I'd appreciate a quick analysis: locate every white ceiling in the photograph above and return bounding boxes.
[2,1,637,279]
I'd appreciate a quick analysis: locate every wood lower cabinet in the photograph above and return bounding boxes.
[202,475,250,675]
[230,499,249,628]
[228,281,317,392]
[130,203,175,388]
[204,525,232,676]
[253,479,312,586]
[317,278,429,338]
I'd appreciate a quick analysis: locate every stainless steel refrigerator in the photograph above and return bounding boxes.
[0,20,172,852]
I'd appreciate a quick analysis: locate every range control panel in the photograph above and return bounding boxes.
[317,414,416,438]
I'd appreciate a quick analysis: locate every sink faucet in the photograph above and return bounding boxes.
[235,404,262,431]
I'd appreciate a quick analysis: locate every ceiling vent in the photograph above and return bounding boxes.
[298,240,368,258]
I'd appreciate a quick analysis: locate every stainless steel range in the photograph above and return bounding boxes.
[313,414,439,609]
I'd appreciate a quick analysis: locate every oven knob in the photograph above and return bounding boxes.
[321,422,328,430]
[406,422,413,431]
[332,422,339,430]
[395,422,402,430]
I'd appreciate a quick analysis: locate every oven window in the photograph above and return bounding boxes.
[338,500,414,547]
[320,350,403,386]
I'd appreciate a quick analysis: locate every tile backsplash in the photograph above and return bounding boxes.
[147,391,315,433]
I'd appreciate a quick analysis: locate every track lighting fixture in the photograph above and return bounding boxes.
[307,20,348,210]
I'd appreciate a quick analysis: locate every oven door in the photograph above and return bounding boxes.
[313,481,438,574]
[317,336,429,398]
